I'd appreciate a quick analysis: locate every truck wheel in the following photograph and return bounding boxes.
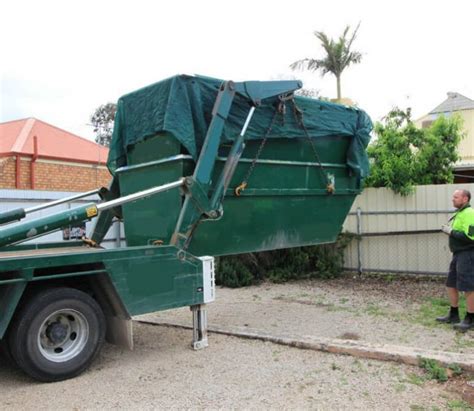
[8,287,105,382]
[0,338,15,366]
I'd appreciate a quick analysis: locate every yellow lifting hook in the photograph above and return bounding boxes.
[234,182,247,196]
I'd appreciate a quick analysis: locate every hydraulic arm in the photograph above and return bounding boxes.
[0,188,104,226]
[170,79,302,249]
[0,179,184,248]
[0,78,301,250]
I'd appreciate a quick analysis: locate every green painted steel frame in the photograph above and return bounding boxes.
[0,240,85,253]
[0,203,98,248]
[0,244,205,339]
[171,79,302,249]
[118,133,361,255]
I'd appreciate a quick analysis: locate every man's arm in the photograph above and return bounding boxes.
[451,229,474,244]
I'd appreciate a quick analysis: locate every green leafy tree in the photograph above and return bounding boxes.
[365,108,421,195]
[415,115,463,185]
[365,108,464,195]
[90,103,117,147]
[290,24,362,100]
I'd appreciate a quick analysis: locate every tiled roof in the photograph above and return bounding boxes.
[429,92,474,114]
[0,118,109,164]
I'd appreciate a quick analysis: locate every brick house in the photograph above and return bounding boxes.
[0,118,111,191]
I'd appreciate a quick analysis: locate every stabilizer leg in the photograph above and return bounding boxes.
[191,304,208,350]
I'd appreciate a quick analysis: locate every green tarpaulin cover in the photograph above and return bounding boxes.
[108,75,372,177]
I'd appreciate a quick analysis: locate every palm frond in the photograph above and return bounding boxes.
[346,22,361,51]
[290,58,319,72]
[291,23,362,97]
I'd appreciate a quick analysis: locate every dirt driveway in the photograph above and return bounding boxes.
[148,275,474,354]
[1,276,473,409]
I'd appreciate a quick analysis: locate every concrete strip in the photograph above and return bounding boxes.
[138,319,474,372]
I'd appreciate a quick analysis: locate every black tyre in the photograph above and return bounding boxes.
[0,338,16,367]
[8,287,105,382]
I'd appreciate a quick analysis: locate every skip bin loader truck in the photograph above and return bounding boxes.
[0,75,372,381]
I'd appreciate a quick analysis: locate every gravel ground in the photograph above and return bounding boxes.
[142,276,474,354]
[1,276,473,410]
[0,324,468,410]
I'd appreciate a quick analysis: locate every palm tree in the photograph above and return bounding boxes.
[290,24,362,100]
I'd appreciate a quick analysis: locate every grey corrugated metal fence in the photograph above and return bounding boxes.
[343,183,474,276]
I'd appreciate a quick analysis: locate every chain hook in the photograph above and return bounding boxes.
[234,182,247,196]
[291,99,335,195]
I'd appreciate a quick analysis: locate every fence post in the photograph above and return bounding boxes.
[356,207,362,275]
[114,219,121,248]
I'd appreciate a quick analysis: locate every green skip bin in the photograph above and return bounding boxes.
[113,74,372,256]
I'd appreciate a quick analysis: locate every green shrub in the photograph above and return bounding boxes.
[215,233,355,287]
[365,108,464,196]
[215,255,257,288]
[419,358,448,382]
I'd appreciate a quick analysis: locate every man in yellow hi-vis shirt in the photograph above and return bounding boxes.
[437,189,474,331]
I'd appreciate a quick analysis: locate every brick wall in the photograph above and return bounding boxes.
[20,159,31,189]
[0,156,111,191]
[0,157,16,189]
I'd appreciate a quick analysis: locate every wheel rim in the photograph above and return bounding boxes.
[37,309,89,363]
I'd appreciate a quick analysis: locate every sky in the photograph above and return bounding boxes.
[1,0,473,141]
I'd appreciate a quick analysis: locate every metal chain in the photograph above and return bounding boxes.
[235,96,334,196]
[290,100,334,193]
[234,103,284,196]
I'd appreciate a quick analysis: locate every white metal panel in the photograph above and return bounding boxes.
[199,256,215,303]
